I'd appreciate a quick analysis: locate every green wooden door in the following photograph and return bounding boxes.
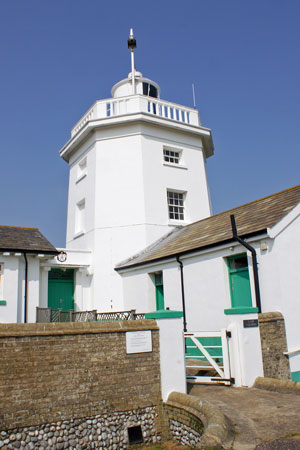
[48,269,74,311]
[155,273,164,310]
[228,255,252,308]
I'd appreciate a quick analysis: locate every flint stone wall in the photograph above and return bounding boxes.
[258,311,291,380]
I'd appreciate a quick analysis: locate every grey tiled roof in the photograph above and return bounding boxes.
[116,184,300,270]
[0,226,58,254]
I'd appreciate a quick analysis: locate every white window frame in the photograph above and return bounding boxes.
[163,147,187,169]
[76,157,87,183]
[167,190,185,221]
[163,148,181,164]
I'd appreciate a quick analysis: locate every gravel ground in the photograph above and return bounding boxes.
[255,438,300,450]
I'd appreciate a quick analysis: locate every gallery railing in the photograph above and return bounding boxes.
[36,307,145,323]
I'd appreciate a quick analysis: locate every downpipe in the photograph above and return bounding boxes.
[176,255,187,332]
[230,214,262,313]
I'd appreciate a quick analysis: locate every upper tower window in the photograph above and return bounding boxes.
[163,149,181,164]
[167,191,185,221]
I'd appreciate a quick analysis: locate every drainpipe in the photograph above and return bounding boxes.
[230,214,262,313]
[23,253,28,323]
[176,256,187,332]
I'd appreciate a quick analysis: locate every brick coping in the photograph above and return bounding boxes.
[0,319,158,337]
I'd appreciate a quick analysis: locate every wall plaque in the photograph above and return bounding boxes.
[126,330,152,354]
[243,319,259,328]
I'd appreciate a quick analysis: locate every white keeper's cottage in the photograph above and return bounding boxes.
[1,30,299,386]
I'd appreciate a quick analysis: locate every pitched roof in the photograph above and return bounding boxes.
[0,226,58,254]
[116,184,300,270]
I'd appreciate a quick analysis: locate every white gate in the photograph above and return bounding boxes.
[185,329,232,385]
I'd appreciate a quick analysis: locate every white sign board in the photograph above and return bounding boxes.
[126,330,152,354]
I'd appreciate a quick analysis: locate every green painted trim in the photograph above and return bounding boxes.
[224,306,259,315]
[291,371,300,382]
[0,300,6,305]
[145,310,183,319]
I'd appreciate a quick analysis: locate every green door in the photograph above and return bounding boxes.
[228,255,252,308]
[155,273,164,310]
[48,269,74,311]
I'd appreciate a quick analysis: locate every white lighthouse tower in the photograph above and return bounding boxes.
[60,29,214,312]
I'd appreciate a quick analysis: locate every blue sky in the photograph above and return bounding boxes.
[1,0,299,247]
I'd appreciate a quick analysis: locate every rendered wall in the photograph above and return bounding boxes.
[257,215,300,378]
[0,255,41,324]
[64,118,212,312]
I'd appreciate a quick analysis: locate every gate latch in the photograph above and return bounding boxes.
[226,331,232,338]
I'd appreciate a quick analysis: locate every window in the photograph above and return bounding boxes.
[167,191,184,221]
[77,157,87,182]
[225,254,255,314]
[154,272,164,310]
[143,82,158,98]
[163,148,180,164]
[75,199,85,235]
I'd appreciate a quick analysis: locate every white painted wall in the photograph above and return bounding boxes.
[64,105,212,312]
[0,255,45,324]
[156,317,187,401]
[0,256,19,323]
[258,212,300,376]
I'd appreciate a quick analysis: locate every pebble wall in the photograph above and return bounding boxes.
[0,407,161,450]
[169,419,202,448]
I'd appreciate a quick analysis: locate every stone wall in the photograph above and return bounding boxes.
[163,404,203,448]
[258,311,291,380]
[0,321,162,433]
[0,407,161,449]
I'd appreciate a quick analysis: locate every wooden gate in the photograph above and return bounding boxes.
[185,330,232,385]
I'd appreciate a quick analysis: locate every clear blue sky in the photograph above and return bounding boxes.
[1,0,299,247]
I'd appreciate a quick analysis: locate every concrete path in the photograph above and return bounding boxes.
[188,384,300,450]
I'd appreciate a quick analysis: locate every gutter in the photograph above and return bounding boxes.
[230,214,262,313]
[0,248,59,255]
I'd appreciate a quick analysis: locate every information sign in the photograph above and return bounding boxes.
[126,330,152,354]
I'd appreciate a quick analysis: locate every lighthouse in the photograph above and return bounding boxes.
[59,29,214,312]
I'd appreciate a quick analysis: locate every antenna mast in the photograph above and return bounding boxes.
[192,83,197,109]
[128,28,137,95]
